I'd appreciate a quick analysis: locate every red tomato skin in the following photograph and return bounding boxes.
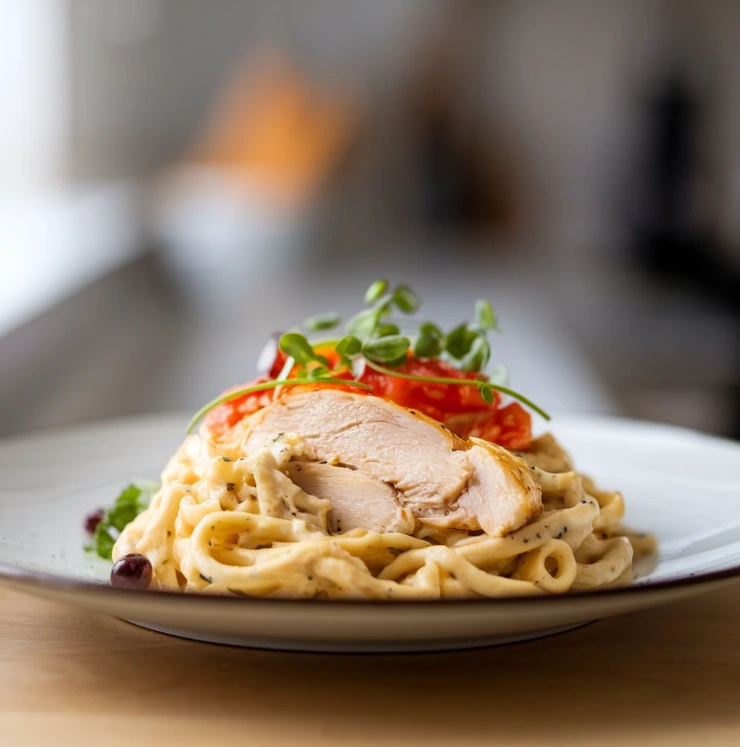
[204,376,275,434]
[466,403,533,451]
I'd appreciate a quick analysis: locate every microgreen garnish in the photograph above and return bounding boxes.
[374,323,401,338]
[392,285,421,314]
[458,335,491,373]
[346,307,383,340]
[475,299,498,332]
[364,279,388,304]
[362,335,411,364]
[419,321,443,339]
[279,333,328,367]
[412,334,441,359]
[303,312,341,332]
[336,335,362,357]
[444,323,479,360]
[186,279,550,431]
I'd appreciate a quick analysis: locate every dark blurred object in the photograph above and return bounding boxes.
[405,3,521,236]
[628,63,740,312]
[414,62,474,229]
[625,51,740,439]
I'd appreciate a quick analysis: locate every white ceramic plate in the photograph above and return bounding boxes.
[1,414,739,652]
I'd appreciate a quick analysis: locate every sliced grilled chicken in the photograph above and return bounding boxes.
[419,438,542,536]
[244,390,541,537]
[286,461,415,534]
[246,390,471,504]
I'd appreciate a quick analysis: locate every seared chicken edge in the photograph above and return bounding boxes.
[243,390,542,538]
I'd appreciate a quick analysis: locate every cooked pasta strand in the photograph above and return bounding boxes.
[114,431,653,598]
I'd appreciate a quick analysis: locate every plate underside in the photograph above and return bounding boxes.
[127,619,594,652]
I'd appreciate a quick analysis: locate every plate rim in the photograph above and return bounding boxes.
[1,411,739,609]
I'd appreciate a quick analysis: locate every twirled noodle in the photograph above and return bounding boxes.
[114,430,653,599]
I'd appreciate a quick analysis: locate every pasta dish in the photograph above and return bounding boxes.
[88,281,654,598]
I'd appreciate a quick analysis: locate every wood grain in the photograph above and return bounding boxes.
[1,584,739,747]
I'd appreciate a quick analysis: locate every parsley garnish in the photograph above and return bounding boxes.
[86,482,157,560]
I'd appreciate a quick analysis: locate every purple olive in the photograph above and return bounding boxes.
[110,553,152,590]
[84,508,104,534]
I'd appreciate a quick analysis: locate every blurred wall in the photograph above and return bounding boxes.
[46,1,740,261]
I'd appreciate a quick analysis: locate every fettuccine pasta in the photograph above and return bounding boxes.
[114,427,653,599]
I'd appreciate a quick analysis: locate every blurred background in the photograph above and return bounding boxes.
[2,0,740,440]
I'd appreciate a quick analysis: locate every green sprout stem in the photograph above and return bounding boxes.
[187,377,373,433]
[275,355,296,382]
[363,360,551,421]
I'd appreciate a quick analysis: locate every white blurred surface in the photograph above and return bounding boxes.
[0,183,144,336]
[154,167,308,309]
[0,0,68,191]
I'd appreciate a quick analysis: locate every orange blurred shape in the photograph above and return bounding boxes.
[189,53,358,207]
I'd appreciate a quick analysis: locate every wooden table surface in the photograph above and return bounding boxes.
[1,585,739,747]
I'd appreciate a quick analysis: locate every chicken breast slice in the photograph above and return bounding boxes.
[419,438,542,536]
[286,461,415,534]
[245,390,471,507]
[244,390,542,537]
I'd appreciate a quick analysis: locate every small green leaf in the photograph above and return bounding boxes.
[475,299,497,332]
[364,279,389,304]
[413,335,442,359]
[362,335,411,363]
[419,321,442,339]
[304,312,341,331]
[392,285,421,314]
[309,365,331,379]
[279,333,317,365]
[95,529,116,560]
[381,353,410,369]
[335,335,362,356]
[346,308,381,340]
[371,293,394,316]
[479,384,494,404]
[459,336,491,373]
[374,323,400,338]
[88,482,157,561]
[444,323,477,359]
